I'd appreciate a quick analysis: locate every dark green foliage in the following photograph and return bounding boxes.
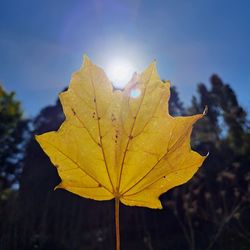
[0,85,29,191]
[169,85,185,116]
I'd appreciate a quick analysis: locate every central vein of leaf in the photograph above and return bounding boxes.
[90,68,115,193]
[117,81,149,193]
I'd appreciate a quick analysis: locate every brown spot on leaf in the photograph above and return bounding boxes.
[71,108,76,115]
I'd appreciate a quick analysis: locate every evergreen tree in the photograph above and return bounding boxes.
[0,85,29,191]
[169,85,185,116]
[210,75,247,151]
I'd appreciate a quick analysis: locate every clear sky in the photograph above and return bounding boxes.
[0,0,249,117]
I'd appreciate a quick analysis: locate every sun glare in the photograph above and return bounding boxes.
[106,59,134,89]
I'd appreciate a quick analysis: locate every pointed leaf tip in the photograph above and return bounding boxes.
[203,105,208,115]
[35,134,41,143]
[54,183,62,191]
[152,59,157,67]
[83,54,92,67]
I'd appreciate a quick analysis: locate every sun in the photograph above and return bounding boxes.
[105,58,134,89]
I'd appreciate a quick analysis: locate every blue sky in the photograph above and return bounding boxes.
[0,0,249,117]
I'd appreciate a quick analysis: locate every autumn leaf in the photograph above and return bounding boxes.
[36,56,206,209]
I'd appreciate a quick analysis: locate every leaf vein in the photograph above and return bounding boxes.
[89,67,115,193]
[120,124,193,195]
[40,139,113,194]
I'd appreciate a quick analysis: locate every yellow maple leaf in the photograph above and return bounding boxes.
[36,56,207,249]
[36,56,206,209]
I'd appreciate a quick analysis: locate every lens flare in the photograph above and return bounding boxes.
[106,59,134,89]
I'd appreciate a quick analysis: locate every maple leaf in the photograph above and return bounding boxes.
[36,56,206,209]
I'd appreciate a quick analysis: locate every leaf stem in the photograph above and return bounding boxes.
[115,197,120,250]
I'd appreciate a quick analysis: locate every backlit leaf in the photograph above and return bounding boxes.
[36,56,206,209]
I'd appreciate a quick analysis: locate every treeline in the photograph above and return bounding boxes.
[0,75,249,250]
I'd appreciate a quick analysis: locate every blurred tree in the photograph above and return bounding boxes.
[210,75,247,153]
[188,83,220,152]
[167,75,250,250]
[169,85,185,116]
[0,85,29,192]
[190,75,248,154]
